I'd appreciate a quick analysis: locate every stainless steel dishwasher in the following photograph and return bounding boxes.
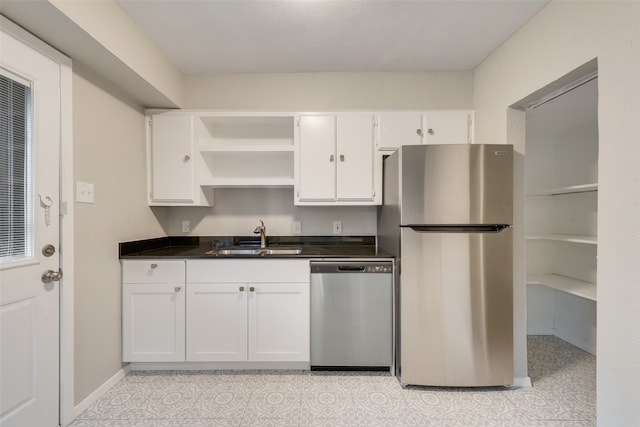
[310,261,393,370]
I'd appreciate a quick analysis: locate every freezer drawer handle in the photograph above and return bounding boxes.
[402,224,510,233]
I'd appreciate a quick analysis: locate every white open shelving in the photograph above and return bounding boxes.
[524,77,598,355]
[196,115,296,188]
[526,274,596,302]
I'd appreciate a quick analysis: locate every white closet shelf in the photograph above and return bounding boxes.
[527,183,598,196]
[526,234,597,244]
[527,273,597,301]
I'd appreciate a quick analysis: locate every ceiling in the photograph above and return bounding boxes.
[116,0,549,75]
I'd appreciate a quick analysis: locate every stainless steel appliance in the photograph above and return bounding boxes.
[378,144,513,387]
[310,261,393,369]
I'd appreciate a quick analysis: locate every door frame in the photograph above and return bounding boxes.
[1,16,75,426]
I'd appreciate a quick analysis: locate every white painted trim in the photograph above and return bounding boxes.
[512,376,532,388]
[73,366,131,418]
[0,16,75,427]
[129,361,310,371]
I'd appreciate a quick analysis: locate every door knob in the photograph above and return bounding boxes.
[42,269,63,283]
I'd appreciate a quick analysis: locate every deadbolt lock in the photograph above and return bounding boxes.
[42,244,56,257]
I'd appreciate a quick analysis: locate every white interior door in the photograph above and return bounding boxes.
[1,27,62,427]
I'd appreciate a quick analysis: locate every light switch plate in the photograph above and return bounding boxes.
[76,181,94,204]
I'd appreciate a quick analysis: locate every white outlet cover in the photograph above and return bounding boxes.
[76,181,94,204]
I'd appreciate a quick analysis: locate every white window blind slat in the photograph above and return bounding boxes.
[1,73,33,262]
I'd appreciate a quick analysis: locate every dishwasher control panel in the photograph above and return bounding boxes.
[310,261,393,274]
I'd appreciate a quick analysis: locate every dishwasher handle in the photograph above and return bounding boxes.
[337,265,366,272]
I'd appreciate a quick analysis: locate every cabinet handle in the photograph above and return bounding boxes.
[174,287,181,292]
[250,287,255,292]
[150,263,158,269]
[339,154,345,162]
[416,129,424,137]
[239,286,245,292]
[329,154,334,162]
[184,154,191,161]
[427,128,435,135]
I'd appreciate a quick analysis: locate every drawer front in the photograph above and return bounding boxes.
[122,260,185,284]
[187,259,310,283]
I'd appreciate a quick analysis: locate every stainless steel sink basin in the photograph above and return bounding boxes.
[206,247,302,256]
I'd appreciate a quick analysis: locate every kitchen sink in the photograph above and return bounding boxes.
[205,247,302,256]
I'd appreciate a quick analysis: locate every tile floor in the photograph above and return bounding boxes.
[69,336,595,426]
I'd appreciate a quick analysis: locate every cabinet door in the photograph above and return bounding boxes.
[297,115,336,202]
[122,283,185,362]
[248,283,310,362]
[423,111,472,145]
[377,113,424,150]
[150,114,196,202]
[186,283,248,361]
[336,114,375,201]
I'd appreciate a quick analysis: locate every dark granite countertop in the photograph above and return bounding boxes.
[119,236,393,259]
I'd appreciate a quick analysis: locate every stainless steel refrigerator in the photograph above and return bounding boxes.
[378,144,513,387]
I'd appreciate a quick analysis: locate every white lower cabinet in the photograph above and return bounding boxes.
[122,260,186,362]
[186,283,248,361]
[186,259,310,363]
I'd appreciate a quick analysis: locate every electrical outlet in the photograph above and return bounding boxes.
[293,221,302,235]
[333,221,342,235]
[181,220,190,233]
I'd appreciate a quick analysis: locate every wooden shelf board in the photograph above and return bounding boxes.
[526,234,597,244]
[527,183,598,196]
[527,274,597,301]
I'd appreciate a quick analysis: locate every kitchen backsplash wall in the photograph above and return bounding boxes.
[166,188,377,236]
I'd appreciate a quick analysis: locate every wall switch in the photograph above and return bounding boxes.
[76,181,94,204]
[333,221,342,235]
[181,220,190,233]
[293,221,302,235]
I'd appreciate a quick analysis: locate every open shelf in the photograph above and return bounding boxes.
[199,144,294,153]
[526,234,597,245]
[527,183,598,196]
[527,273,597,301]
[200,177,294,188]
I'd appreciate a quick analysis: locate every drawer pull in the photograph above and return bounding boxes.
[239,286,245,292]
[250,287,255,292]
[150,263,158,269]
[175,287,181,292]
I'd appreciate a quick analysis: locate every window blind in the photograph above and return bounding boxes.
[1,72,33,262]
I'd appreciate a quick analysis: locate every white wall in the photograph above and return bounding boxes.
[73,64,168,404]
[176,71,473,236]
[473,1,640,425]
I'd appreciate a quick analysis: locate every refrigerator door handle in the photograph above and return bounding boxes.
[401,224,510,233]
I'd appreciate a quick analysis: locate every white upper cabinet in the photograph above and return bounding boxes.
[148,113,213,206]
[147,109,472,206]
[376,110,473,151]
[376,112,424,150]
[296,113,381,205]
[423,110,473,145]
[296,115,336,202]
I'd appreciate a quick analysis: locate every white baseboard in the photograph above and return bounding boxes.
[73,365,131,418]
[129,361,310,371]
[511,376,532,388]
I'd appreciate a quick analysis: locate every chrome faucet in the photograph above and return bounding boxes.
[253,219,267,248]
